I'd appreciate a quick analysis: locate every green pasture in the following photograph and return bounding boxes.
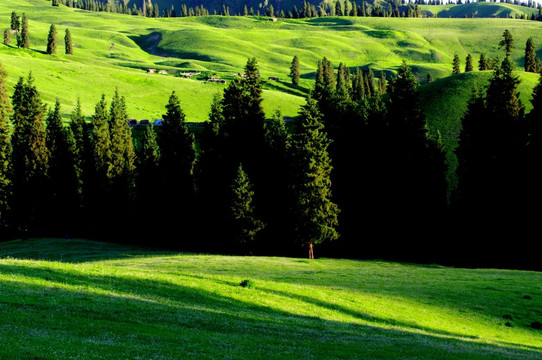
[0,238,541,359]
[420,2,540,18]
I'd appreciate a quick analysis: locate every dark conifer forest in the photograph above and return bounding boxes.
[1,27,541,270]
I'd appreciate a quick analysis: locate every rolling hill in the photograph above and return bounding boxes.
[420,2,540,18]
[0,238,541,359]
[1,0,541,127]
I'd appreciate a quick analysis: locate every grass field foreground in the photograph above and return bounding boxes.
[0,238,541,359]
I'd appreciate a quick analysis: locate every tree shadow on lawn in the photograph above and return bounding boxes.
[0,238,177,263]
[179,270,542,350]
[1,262,540,360]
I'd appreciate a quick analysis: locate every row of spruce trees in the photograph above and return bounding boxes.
[1,33,542,268]
[46,0,542,21]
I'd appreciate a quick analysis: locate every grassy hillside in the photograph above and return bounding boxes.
[1,0,542,122]
[420,2,540,19]
[0,238,541,359]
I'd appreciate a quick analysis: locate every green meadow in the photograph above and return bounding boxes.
[420,2,540,18]
[0,238,541,359]
[1,0,541,124]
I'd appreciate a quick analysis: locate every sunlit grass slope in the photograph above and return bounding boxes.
[420,2,540,19]
[1,238,541,359]
[1,0,542,122]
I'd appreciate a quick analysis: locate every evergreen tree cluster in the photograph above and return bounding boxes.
[454,30,542,269]
[4,13,74,55]
[1,29,542,268]
[43,0,542,20]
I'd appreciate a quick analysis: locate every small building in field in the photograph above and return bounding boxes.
[268,76,279,81]
[127,119,138,127]
[140,119,150,126]
[153,119,164,126]
[147,69,156,74]
[158,70,168,75]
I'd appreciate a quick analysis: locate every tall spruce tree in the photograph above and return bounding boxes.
[159,91,196,245]
[465,54,473,72]
[10,73,50,233]
[10,12,20,32]
[290,97,340,259]
[45,99,79,234]
[18,13,29,49]
[525,37,537,73]
[69,98,88,206]
[452,54,461,75]
[290,55,300,86]
[499,29,515,57]
[4,30,11,46]
[90,94,111,186]
[65,28,73,55]
[0,63,12,220]
[230,163,265,249]
[479,53,490,71]
[46,24,57,55]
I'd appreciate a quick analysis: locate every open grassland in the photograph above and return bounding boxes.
[1,0,542,122]
[0,238,541,359]
[420,2,540,18]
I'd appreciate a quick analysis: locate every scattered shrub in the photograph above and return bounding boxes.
[239,279,254,288]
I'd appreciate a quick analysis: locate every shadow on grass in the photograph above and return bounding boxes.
[0,262,540,360]
[263,80,310,97]
[0,238,177,263]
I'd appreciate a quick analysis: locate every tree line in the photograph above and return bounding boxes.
[41,0,542,20]
[1,30,541,268]
[451,34,542,75]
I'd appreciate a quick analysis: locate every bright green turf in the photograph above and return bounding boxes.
[1,0,542,123]
[0,238,541,359]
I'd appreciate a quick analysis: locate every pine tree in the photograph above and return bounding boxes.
[10,12,20,32]
[290,97,340,258]
[18,13,30,49]
[69,98,88,204]
[45,99,79,233]
[452,54,461,75]
[335,0,343,16]
[0,63,12,219]
[10,73,50,232]
[499,29,515,58]
[46,24,57,55]
[290,55,300,86]
[364,67,376,97]
[335,62,351,103]
[351,67,365,101]
[230,163,265,247]
[379,71,387,94]
[159,91,196,245]
[108,89,135,187]
[465,53,473,72]
[90,94,112,189]
[478,53,489,71]
[52,0,60,6]
[65,28,73,55]
[525,37,537,73]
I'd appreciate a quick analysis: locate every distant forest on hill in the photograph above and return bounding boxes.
[56,0,542,19]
